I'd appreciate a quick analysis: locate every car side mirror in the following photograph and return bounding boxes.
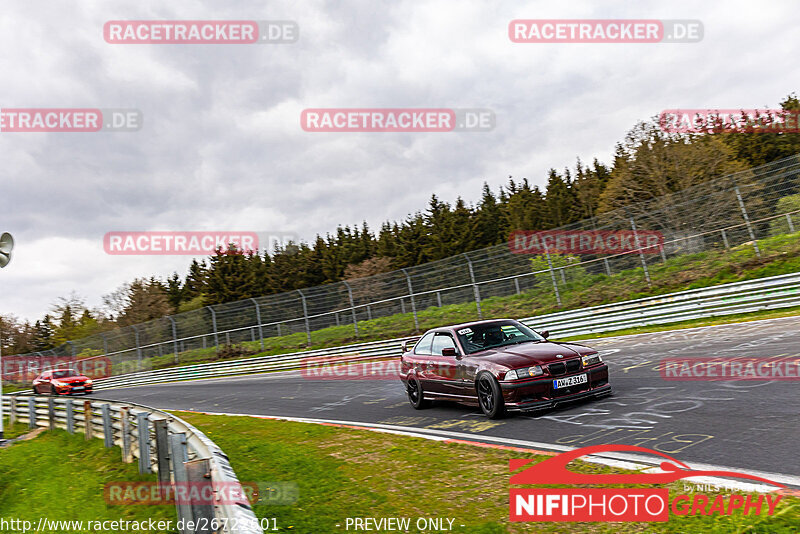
[402,340,415,352]
[442,347,458,357]
[540,330,550,339]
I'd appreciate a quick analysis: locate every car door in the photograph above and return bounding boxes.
[429,333,462,396]
[34,371,50,394]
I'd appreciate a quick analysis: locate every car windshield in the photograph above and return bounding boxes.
[52,369,79,378]
[455,321,545,354]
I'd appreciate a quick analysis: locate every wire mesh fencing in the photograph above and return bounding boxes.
[5,153,800,380]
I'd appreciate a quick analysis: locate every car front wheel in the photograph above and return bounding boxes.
[406,376,431,409]
[477,374,506,419]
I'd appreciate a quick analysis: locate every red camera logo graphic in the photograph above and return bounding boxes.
[509,445,785,522]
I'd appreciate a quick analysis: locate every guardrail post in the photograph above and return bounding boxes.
[65,399,74,434]
[9,397,16,425]
[542,242,562,307]
[297,289,312,346]
[629,217,652,288]
[209,308,219,352]
[401,268,421,330]
[185,459,216,532]
[249,298,265,350]
[154,419,171,485]
[786,213,796,233]
[721,229,730,250]
[84,401,93,440]
[735,185,761,257]
[47,397,56,431]
[167,316,179,364]
[169,433,192,534]
[28,398,36,429]
[342,281,359,338]
[462,255,483,320]
[101,404,113,447]
[136,412,151,474]
[121,407,132,463]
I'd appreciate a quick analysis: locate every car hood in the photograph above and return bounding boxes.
[57,376,90,383]
[470,341,596,368]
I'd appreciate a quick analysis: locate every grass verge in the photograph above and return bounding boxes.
[179,412,800,534]
[0,428,176,533]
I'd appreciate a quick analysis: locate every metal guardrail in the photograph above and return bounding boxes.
[1,395,263,534]
[8,271,793,393]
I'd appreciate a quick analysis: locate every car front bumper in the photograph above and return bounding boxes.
[500,364,611,411]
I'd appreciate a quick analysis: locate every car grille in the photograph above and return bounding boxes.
[70,382,84,387]
[548,359,581,376]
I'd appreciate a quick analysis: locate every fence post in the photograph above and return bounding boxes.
[9,397,16,425]
[401,268,420,331]
[102,333,109,357]
[101,404,113,448]
[250,298,265,350]
[629,217,652,288]
[47,397,56,431]
[721,229,730,250]
[209,308,220,352]
[542,242,562,307]
[136,412,151,474]
[735,185,761,257]
[83,401,93,440]
[169,433,192,534]
[121,407,132,463]
[342,281,359,338]
[28,398,36,430]
[65,399,74,433]
[131,325,143,370]
[153,419,171,485]
[462,254,483,320]
[297,289,312,346]
[786,213,796,233]
[167,316,179,364]
[437,291,443,306]
[513,278,520,295]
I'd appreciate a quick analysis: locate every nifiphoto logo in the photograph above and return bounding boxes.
[509,445,785,523]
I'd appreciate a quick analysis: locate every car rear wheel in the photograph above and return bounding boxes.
[477,374,506,419]
[407,376,430,409]
[50,384,57,396]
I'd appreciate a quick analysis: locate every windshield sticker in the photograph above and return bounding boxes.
[457,327,473,335]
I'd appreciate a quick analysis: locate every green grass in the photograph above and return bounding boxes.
[127,230,800,372]
[0,419,29,440]
[0,428,176,533]
[178,412,800,533]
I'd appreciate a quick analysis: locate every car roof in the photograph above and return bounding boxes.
[433,318,518,332]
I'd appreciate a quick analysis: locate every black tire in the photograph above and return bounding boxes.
[50,384,57,396]
[477,374,506,419]
[406,376,431,409]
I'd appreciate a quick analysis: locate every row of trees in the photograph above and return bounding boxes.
[2,93,799,355]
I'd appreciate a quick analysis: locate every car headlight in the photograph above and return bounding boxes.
[85,379,93,385]
[52,380,66,387]
[582,353,603,367]
[504,366,543,381]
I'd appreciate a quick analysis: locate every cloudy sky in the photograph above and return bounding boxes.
[1,0,799,323]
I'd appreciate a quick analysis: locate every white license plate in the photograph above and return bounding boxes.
[72,386,84,391]
[553,374,587,389]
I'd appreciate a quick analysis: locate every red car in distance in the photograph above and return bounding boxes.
[400,319,611,418]
[32,368,93,395]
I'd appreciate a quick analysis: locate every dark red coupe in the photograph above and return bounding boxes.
[32,368,93,395]
[399,319,611,418]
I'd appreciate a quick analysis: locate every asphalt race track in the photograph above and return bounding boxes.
[95,316,800,480]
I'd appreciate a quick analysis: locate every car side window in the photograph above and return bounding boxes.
[414,332,435,355]
[431,333,457,356]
